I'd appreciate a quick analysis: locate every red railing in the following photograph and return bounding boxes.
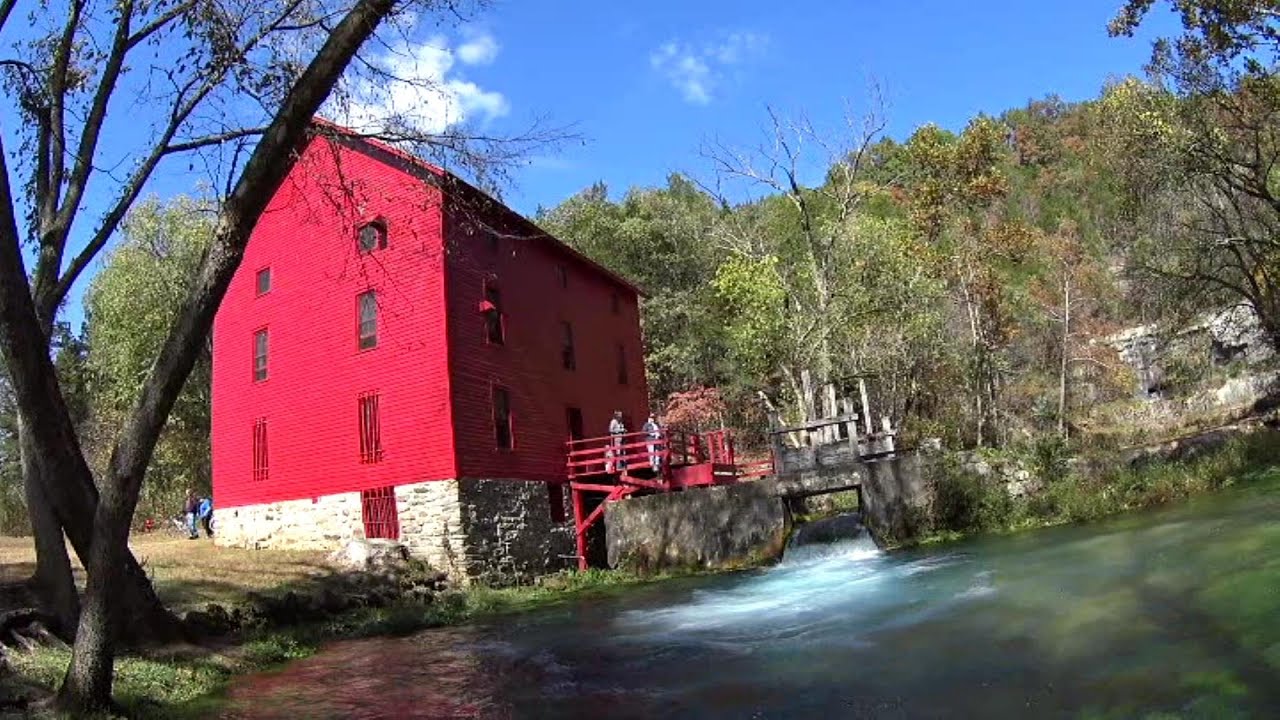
[566,430,671,479]
[565,428,774,481]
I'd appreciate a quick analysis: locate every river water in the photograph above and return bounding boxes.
[220,483,1280,719]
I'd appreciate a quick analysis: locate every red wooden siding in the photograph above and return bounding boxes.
[213,125,650,511]
[212,133,456,509]
[444,198,650,482]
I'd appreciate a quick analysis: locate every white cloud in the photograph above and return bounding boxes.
[457,31,499,65]
[334,32,509,135]
[650,30,768,105]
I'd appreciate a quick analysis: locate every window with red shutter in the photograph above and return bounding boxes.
[252,418,268,482]
[361,486,399,539]
[358,392,383,463]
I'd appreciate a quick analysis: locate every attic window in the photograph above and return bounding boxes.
[556,264,568,289]
[611,292,621,315]
[357,221,387,253]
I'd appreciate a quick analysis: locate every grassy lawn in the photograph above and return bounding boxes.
[0,534,687,718]
[0,533,333,614]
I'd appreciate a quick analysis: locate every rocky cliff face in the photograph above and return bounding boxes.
[1107,306,1274,399]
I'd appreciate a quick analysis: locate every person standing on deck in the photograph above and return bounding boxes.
[643,414,662,473]
[608,411,627,472]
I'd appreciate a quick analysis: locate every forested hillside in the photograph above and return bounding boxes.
[3,0,1279,530]
[537,93,1152,450]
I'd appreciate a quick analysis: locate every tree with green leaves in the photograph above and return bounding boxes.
[84,197,214,520]
[537,176,729,404]
[0,0,558,709]
[901,118,1023,445]
[1106,2,1280,350]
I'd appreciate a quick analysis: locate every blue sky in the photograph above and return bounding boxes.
[32,0,1180,329]
[465,0,1179,213]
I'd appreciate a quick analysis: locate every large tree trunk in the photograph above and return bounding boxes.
[20,423,79,640]
[58,484,132,712]
[55,0,398,709]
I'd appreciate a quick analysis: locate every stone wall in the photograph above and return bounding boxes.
[605,481,791,571]
[603,453,933,572]
[217,477,575,586]
[216,491,365,550]
[454,478,576,585]
[859,454,930,542]
[394,480,467,579]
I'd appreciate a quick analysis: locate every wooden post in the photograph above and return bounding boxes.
[572,487,588,571]
[822,383,838,444]
[858,377,873,436]
[846,397,858,457]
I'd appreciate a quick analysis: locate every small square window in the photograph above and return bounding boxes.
[255,268,271,295]
[358,290,378,350]
[357,221,387,253]
[493,386,513,450]
[253,329,268,382]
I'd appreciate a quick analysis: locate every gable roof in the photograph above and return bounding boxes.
[308,118,645,297]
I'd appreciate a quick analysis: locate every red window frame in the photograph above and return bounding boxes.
[566,406,584,441]
[361,486,400,540]
[252,418,268,482]
[492,385,513,450]
[616,342,628,385]
[253,328,268,382]
[357,220,387,254]
[358,391,383,463]
[548,483,566,523]
[255,267,271,296]
[483,279,505,345]
[561,321,575,370]
[357,290,378,350]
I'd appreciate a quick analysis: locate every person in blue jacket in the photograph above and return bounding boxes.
[183,489,215,539]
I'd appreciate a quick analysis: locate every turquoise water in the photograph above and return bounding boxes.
[221,484,1280,719]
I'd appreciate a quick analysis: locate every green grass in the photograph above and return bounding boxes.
[898,430,1280,549]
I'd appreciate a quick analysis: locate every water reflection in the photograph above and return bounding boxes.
[222,484,1280,719]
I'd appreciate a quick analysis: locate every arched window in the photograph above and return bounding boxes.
[357,220,387,253]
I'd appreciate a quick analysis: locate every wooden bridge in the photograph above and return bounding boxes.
[564,429,773,570]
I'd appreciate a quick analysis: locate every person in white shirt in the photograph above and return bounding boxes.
[607,411,627,471]
[643,415,662,472]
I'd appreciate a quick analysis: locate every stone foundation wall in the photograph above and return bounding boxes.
[605,480,791,571]
[456,478,576,585]
[217,478,574,586]
[215,491,364,550]
[394,480,467,579]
